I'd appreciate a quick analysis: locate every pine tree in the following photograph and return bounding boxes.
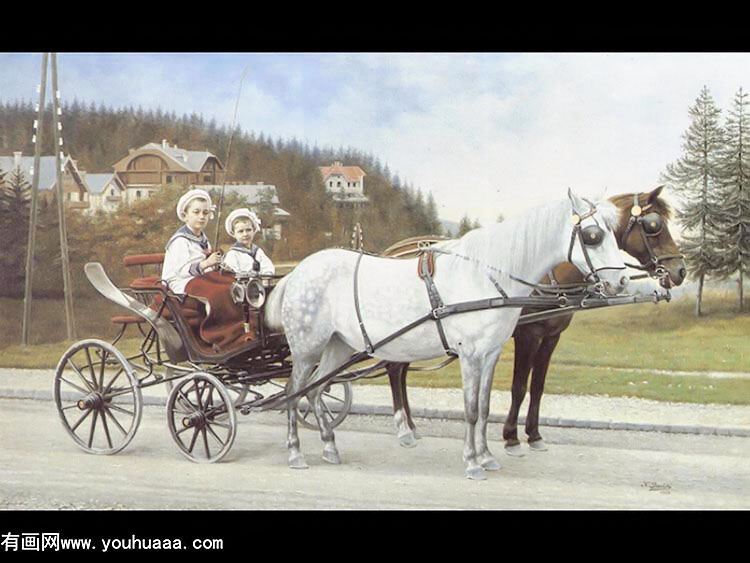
[661,86,726,316]
[458,213,473,236]
[714,87,750,311]
[0,166,31,296]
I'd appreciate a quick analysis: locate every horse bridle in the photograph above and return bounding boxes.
[622,193,684,280]
[566,203,624,288]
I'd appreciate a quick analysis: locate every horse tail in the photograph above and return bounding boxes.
[264,273,290,331]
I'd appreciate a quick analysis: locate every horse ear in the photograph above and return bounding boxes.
[567,187,586,214]
[647,185,664,203]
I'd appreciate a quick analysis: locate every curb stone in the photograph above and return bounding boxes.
[5,388,750,439]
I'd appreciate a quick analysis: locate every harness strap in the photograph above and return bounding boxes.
[419,251,456,356]
[353,251,375,354]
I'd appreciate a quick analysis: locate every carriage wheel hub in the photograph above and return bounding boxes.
[182,412,206,429]
[78,392,105,410]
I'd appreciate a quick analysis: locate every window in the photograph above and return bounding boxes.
[329,181,333,187]
[110,189,115,196]
[136,190,142,198]
[337,181,341,187]
[166,175,174,184]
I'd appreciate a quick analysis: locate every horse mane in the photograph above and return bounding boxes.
[454,196,621,286]
[608,190,673,220]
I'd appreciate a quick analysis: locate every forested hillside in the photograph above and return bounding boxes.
[0,100,446,297]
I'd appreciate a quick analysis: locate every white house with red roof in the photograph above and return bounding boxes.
[318,161,369,208]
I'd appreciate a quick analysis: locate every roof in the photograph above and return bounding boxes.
[84,173,121,195]
[318,163,366,183]
[137,142,221,172]
[199,183,281,205]
[0,154,76,191]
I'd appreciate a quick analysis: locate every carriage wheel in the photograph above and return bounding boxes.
[54,339,143,455]
[166,372,237,463]
[297,381,353,430]
[166,377,249,419]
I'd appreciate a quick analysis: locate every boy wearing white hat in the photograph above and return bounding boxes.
[222,208,275,275]
[162,189,223,294]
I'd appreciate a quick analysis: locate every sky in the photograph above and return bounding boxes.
[1,52,748,227]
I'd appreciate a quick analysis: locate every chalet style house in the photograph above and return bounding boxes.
[0,141,289,240]
[318,161,369,208]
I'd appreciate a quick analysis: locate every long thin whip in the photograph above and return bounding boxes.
[214,65,250,248]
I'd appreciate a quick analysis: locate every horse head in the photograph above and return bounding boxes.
[567,188,629,296]
[611,186,686,288]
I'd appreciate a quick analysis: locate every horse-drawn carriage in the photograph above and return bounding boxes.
[53,189,681,479]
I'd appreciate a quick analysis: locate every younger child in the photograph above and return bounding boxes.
[222,208,275,275]
[162,189,223,294]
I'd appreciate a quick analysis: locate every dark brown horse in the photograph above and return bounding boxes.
[383,187,686,451]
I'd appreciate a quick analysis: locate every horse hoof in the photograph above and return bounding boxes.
[413,429,422,440]
[289,455,308,469]
[529,439,548,452]
[398,432,418,448]
[505,444,525,457]
[465,466,487,481]
[480,457,501,471]
[322,448,341,465]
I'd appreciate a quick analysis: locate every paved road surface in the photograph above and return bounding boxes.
[1,398,748,510]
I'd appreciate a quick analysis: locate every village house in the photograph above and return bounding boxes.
[197,181,290,241]
[0,151,88,210]
[318,161,369,208]
[111,140,224,202]
[84,172,127,214]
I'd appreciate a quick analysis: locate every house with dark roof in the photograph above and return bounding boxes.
[111,140,224,203]
[318,161,368,208]
[0,151,88,210]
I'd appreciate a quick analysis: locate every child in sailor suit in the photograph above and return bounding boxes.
[161,189,223,295]
[222,208,275,275]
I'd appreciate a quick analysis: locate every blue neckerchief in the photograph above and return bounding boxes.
[165,225,209,251]
[229,242,259,257]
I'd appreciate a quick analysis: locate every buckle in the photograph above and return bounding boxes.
[432,305,447,319]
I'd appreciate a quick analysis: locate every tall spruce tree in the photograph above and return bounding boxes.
[661,86,726,316]
[0,166,31,296]
[714,87,750,311]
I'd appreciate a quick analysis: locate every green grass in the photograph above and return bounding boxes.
[1,292,749,404]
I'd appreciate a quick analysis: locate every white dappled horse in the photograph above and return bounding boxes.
[265,189,629,479]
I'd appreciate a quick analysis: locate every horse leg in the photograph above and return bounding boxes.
[285,359,316,469]
[307,336,357,465]
[400,365,421,440]
[459,356,485,480]
[475,348,503,471]
[387,362,417,448]
[526,333,562,452]
[504,330,543,457]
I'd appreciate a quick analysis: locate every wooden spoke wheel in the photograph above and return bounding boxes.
[54,339,143,455]
[166,372,237,463]
[297,381,353,430]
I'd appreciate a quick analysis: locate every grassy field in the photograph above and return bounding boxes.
[1,291,748,404]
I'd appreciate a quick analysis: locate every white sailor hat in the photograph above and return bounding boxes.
[176,189,215,220]
[225,208,261,236]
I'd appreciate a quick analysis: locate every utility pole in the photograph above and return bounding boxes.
[21,53,48,346]
[51,53,76,340]
[21,52,76,345]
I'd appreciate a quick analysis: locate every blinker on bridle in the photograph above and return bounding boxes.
[623,193,683,277]
[567,204,622,287]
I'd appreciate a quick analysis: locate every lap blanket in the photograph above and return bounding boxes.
[184,272,258,352]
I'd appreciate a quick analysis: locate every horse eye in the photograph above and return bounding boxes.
[642,213,663,235]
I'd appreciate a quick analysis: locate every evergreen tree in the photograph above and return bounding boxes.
[0,166,31,296]
[661,86,726,316]
[457,213,473,236]
[714,87,750,311]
